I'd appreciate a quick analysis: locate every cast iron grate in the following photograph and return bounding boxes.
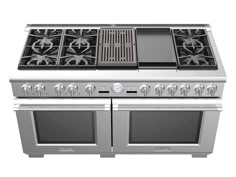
[98,28,137,68]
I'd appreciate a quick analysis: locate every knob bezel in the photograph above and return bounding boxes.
[140,84,151,96]
[180,84,190,97]
[167,84,178,96]
[194,84,205,96]
[67,83,78,96]
[207,84,217,96]
[112,83,124,94]
[154,84,165,96]
[35,83,45,96]
[85,84,96,96]
[54,83,65,96]
[21,83,32,96]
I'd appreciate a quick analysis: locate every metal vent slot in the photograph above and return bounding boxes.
[98,29,137,68]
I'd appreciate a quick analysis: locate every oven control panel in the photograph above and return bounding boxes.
[12,81,224,97]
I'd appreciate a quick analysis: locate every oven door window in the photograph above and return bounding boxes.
[129,111,202,144]
[34,111,95,144]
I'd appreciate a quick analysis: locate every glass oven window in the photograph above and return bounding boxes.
[129,111,202,144]
[34,111,95,144]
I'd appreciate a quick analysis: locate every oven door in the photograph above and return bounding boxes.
[112,98,222,155]
[14,98,111,155]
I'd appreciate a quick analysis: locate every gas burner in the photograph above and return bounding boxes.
[19,47,58,69]
[174,29,208,53]
[179,54,210,65]
[26,54,56,65]
[177,47,216,68]
[173,29,217,69]
[28,29,62,54]
[58,29,98,69]
[173,29,206,36]
[30,29,62,36]
[18,29,62,69]
[64,29,98,54]
[59,47,96,68]
[62,55,96,66]
[18,28,98,70]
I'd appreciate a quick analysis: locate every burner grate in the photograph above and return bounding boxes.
[58,29,98,69]
[98,29,137,68]
[18,29,98,70]
[18,29,62,69]
[172,29,217,70]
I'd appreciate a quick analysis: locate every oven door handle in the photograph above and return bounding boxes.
[13,98,110,111]
[112,98,222,111]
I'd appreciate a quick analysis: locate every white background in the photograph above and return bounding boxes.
[0,0,235,176]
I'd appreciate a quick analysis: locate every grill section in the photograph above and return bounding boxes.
[98,29,137,68]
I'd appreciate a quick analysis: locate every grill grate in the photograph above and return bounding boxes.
[98,28,137,68]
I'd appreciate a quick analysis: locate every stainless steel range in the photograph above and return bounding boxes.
[10,24,226,158]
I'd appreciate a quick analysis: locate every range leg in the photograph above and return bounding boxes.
[28,154,44,158]
[192,153,208,158]
[100,153,115,158]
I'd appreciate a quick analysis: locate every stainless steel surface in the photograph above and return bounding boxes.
[11,24,226,158]
[14,98,111,111]
[11,81,225,97]
[112,98,222,111]
[112,98,221,156]
[15,99,112,155]
[25,24,211,30]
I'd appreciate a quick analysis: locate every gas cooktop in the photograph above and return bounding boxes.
[18,24,218,70]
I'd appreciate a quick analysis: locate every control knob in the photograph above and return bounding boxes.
[85,84,96,96]
[67,83,78,96]
[35,83,45,96]
[54,83,65,96]
[140,84,150,96]
[167,84,178,96]
[180,84,190,97]
[21,83,32,96]
[154,84,165,96]
[194,84,205,96]
[207,84,217,96]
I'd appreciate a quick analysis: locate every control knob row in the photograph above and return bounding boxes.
[139,84,217,96]
[54,83,96,96]
[154,84,190,96]
[22,83,45,96]
[21,83,218,97]
[194,84,217,96]
[22,83,96,96]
